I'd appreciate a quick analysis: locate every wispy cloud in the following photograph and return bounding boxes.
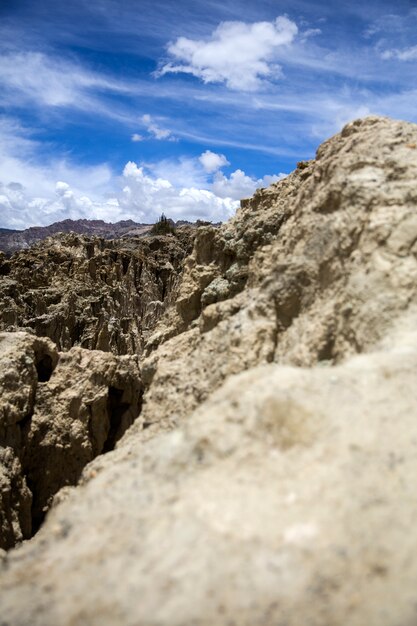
[0,51,130,111]
[140,114,176,140]
[380,45,417,61]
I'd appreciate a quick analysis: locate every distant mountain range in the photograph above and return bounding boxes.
[0,218,198,256]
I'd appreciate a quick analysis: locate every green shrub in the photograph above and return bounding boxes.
[150,213,176,235]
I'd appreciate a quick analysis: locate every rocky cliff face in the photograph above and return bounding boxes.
[1,116,417,626]
[137,115,417,434]
[0,229,194,355]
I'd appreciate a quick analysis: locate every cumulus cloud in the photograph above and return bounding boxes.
[158,16,298,91]
[131,133,144,142]
[0,177,121,229]
[145,156,208,188]
[120,161,236,222]
[0,119,285,228]
[212,169,286,199]
[199,150,230,173]
[142,152,285,202]
[0,157,285,229]
[0,118,116,228]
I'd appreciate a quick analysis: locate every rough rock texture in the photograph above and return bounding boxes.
[1,116,417,625]
[0,230,193,355]
[0,332,142,549]
[137,115,417,433]
[3,324,417,625]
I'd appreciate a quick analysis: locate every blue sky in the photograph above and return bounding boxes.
[0,0,417,228]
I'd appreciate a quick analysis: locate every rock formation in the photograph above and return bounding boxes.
[1,116,417,625]
[136,115,417,434]
[0,332,142,549]
[0,229,194,355]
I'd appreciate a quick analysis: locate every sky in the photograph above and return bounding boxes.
[0,0,417,229]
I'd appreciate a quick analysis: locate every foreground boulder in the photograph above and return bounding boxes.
[1,116,417,625]
[1,320,417,625]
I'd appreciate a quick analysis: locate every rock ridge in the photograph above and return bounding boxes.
[133,115,417,435]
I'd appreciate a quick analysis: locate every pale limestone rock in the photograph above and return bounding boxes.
[138,116,417,434]
[0,331,142,548]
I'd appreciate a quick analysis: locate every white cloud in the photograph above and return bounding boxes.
[141,114,175,140]
[301,28,322,39]
[158,16,298,91]
[0,118,116,228]
[120,161,236,222]
[199,150,230,173]
[139,153,285,202]
[55,181,71,195]
[0,159,284,229]
[0,118,286,229]
[0,180,132,229]
[131,133,144,142]
[0,51,129,112]
[212,169,286,200]
[145,156,208,188]
[381,45,417,61]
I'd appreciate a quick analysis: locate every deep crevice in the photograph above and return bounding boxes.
[102,387,136,453]
[317,334,336,362]
[14,386,143,548]
[35,354,53,382]
[25,476,44,538]
[121,255,130,275]
[20,397,140,544]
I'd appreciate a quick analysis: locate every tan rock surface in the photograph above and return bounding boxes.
[1,116,417,624]
[0,331,142,549]
[134,116,417,434]
[1,321,417,625]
